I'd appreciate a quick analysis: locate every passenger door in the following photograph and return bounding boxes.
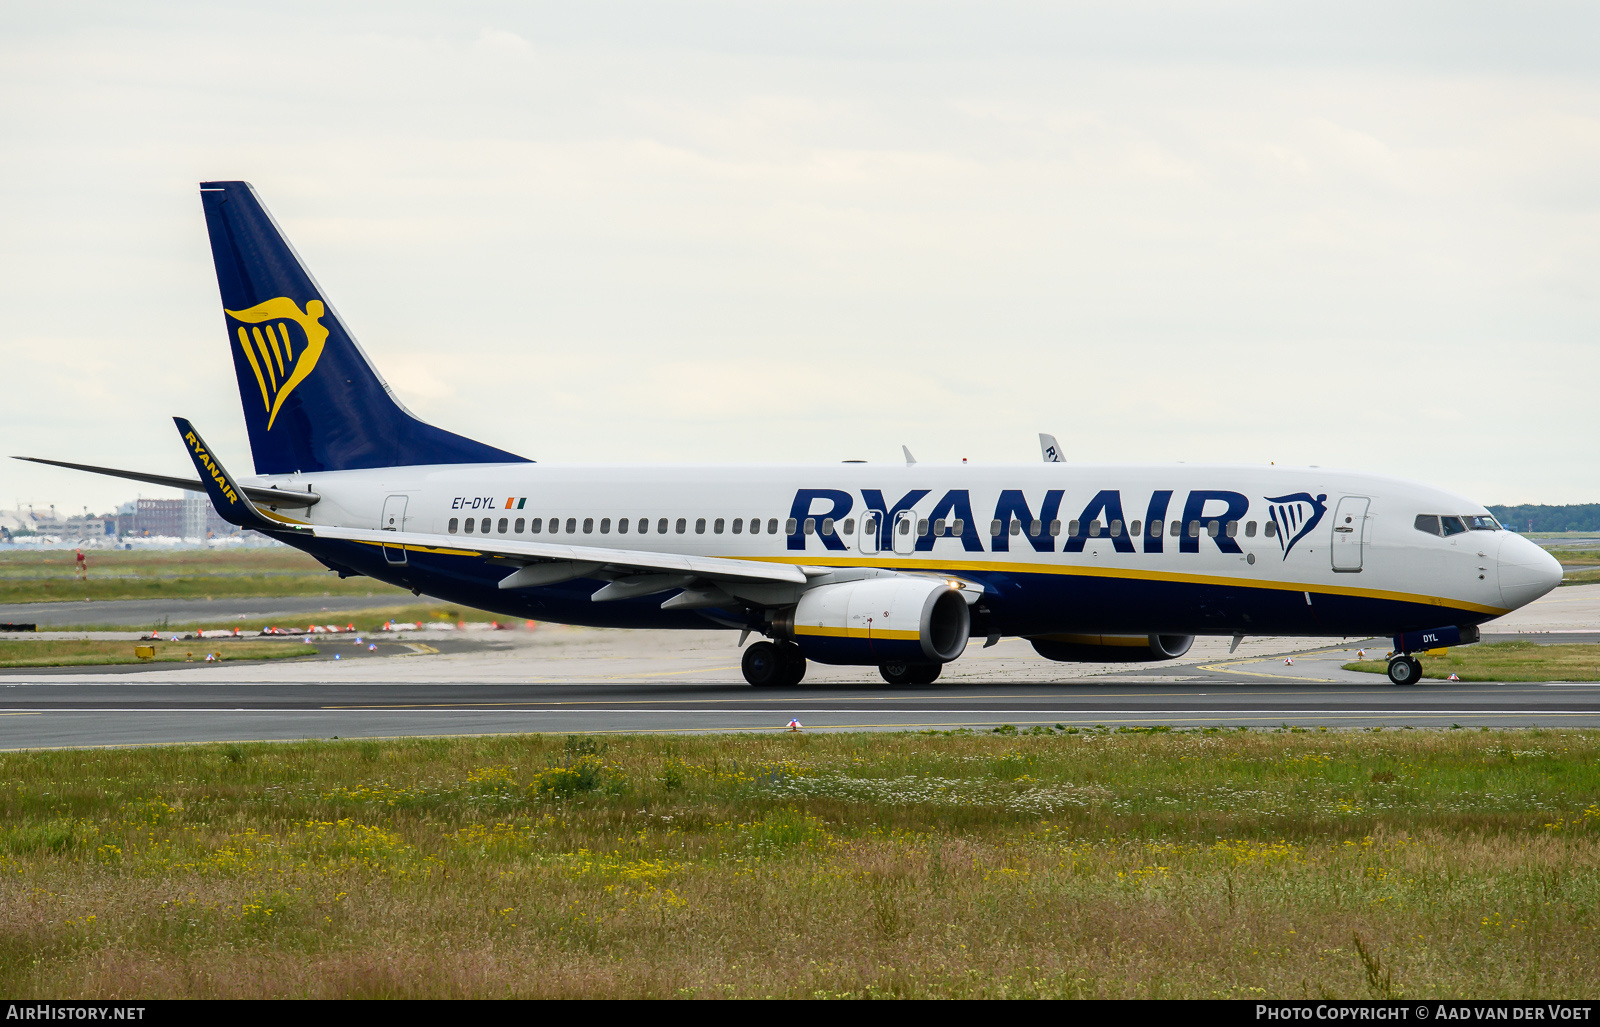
[858,513,879,555]
[381,494,408,565]
[1331,496,1369,572]
[893,510,917,555]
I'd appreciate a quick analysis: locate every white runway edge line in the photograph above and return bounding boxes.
[10,708,1600,716]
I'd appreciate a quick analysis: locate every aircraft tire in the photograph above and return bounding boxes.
[742,642,784,687]
[1387,656,1421,686]
[777,643,807,687]
[908,663,941,685]
[879,661,914,686]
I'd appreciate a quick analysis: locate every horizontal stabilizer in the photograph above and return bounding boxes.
[12,456,320,509]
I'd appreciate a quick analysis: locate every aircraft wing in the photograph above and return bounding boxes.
[305,524,812,589]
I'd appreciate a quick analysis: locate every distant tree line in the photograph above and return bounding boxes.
[1488,504,1600,533]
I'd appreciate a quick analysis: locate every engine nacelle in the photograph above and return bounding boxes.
[1029,633,1194,663]
[772,577,971,666]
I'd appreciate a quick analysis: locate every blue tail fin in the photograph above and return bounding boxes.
[199,181,528,475]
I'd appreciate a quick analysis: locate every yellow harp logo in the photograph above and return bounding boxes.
[226,297,329,430]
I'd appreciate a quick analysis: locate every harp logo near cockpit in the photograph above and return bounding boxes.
[1264,492,1327,560]
[225,297,329,430]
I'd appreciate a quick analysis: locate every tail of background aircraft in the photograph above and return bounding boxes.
[199,181,527,475]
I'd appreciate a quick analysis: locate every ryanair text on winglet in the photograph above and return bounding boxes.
[184,430,238,505]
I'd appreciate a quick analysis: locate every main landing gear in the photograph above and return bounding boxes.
[1387,655,1423,686]
[879,661,941,686]
[742,640,807,687]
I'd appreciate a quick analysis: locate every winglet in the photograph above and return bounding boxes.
[902,445,917,466]
[1039,433,1063,463]
[172,417,277,531]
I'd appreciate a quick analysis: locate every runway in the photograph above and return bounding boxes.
[1,585,1594,749]
[4,633,1600,748]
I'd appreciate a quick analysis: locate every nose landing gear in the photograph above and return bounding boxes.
[1386,655,1423,686]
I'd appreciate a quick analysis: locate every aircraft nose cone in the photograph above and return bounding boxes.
[1498,533,1563,609]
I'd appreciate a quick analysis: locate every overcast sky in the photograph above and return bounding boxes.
[3,2,1599,514]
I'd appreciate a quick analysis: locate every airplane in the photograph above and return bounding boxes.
[17,181,1564,689]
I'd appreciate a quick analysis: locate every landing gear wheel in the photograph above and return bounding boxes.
[1387,655,1422,686]
[909,663,942,685]
[777,642,807,687]
[879,660,914,686]
[743,641,783,687]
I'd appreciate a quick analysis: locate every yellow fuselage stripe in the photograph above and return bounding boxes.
[794,624,920,640]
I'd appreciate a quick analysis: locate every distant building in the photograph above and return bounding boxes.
[125,496,238,538]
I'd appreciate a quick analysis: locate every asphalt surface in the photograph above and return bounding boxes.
[0,586,1593,749]
[3,633,1600,748]
[0,594,431,628]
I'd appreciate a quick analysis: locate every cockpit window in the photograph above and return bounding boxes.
[1440,515,1468,536]
[1467,514,1501,531]
[1414,514,1441,536]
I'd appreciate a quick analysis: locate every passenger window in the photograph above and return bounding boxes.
[676,518,687,534]
[695,518,706,534]
[1149,519,1162,537]
[1107,519,1120,538]
[514,517,524,533]
[990,519,1002,537]
[1130,520,1141,537]
[822,517,834,536]
[1189,520,1201,538]
[531,518,542,533]
[599,518,610,533]
[583,517,594,534]
[1245,521,1256,538]
[899,518,911,535]
[1171,521,1182,537]
[464,518,475,533]
[1225,520,1238,538]
[748,518,760,534]
[785,518,797,534]
[803,518,815,535]
[862,516,877,535]
[1068,519,1080,536]
[1010,519,1022,536]
[1089,520,1102,537]
[918,518,929,535]
[637,518,648,534]
[1264,520,1277,538]
[1049,519,1061,536]
[1030,519,1043,537]
[448,517,459,534]
[659,518,669,534]
[1441,516,1467,536]
[498,517,508,533]
[1206,520,1218,537]
[617,517,628,534]
[566,517,577,533]
[732,518,743,534]
[714,518,725,534]
[771,518,781,534]
[843,518,854,535]
[933,518,946,536]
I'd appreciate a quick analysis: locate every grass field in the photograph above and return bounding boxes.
[1346,643,1600,683]
[0,639,317,668]
[1,729,1596,998]
[54,602,509,635]
[0,548,408,604]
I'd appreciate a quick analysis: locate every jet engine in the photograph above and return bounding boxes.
[1029,633,1194,663]
[771,577,971,666]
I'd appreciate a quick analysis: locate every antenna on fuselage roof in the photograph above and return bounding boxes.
[1039,433,1064,463]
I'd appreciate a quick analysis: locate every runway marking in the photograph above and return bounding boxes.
[10,707,1600,717]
